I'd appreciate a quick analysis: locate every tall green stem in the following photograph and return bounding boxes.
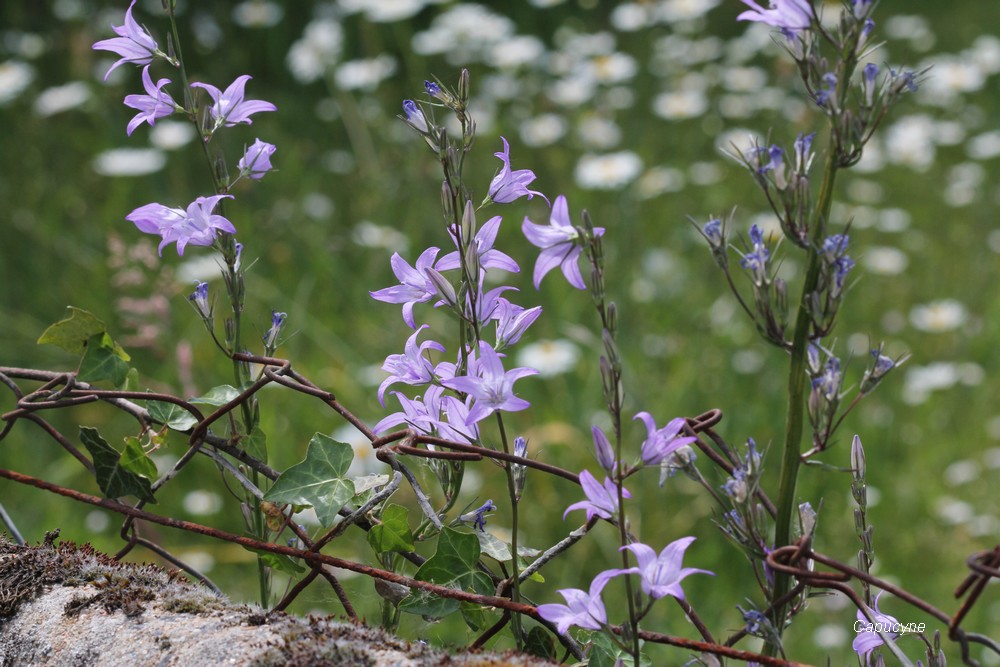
[495,414,523,649]
[768,141,838,649]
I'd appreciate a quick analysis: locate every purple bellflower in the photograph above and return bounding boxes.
[377,324,445,406]
[536,570,616,634]
[263,311,286,349]
[605,537,714,600]
[494,298,542,350]
[191,75,276,131]
[487,137,549,205]
[124,66,177,136]
[370,248,442,329]
[92,0,163,80]
[441,341,538,424]
[436,215,520,274]
[438,394,481,444]
[634,412,698,466]
[853,593,901,664]
[126,194,235,256]
[739,223,770,285]
[373,387,444,436]
[590,425,616,474]
[737,0,812,34]
[238,139,277,180]
[563,470,630,522]
[522,195,604,290]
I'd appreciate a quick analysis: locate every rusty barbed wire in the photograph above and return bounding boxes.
[0,362,996,665]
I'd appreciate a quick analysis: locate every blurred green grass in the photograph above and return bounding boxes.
[1,0,998,663]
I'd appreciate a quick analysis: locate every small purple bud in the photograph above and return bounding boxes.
[188,281,210,318]
[863,63,879,106]
[263,310,287,349]
[512,436,528,500]
[460,499,496,532]
[794,132,815,172]
[591,425,616,474]
[402,99,428,133]
[238,138,276,180]
[424,80,443,100]
[234,242,244,271]
[703,217,723,248]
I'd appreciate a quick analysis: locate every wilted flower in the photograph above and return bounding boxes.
[459,499,495,532]
[92,0,163,80]
[238,138,276,180]
[191,75,276,131]
[124,66,177,136]
[126,194,236,256]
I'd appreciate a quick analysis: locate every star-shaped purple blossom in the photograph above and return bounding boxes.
[377,325,445,406]
[92,0,162,81]
[522,195,603,290]
[634,412,698,466]
[487,137,549,205]
[124,65,177,136]
[563,470,630,522]
[126,194,236,256]
[436,215,520,274]
[441,341,538,424]
[737,0,813,34]
[370,248,442,329]
[536,570,616,634]
[372,386,445,436]
[191,75,277,130]
[853,593,901,664]
[604,537,714,600]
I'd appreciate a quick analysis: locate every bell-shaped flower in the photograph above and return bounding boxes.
[372,386,445,436]
[436,215,520,274]
[126,194,235,256]
[563,470,629,522]
[487,137,549,205]
[634,412,698,466]
[370,247,441,328]
[494,298,542,350]
[605,538,714,600]
[124,66,177,136]
[853,593,902,663]
[191,75,276,131]
[377,325,445,406]
[238,138,277,180]
[522,195,603,290]
[536,570,616,634]
[441,341,538,424]
[92,0,162,80]
[737,0,812,33]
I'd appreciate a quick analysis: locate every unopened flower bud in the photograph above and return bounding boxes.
[188,281,211,319]
[424,267,458,310]
[591,426,616,474]
[851,434,866,479]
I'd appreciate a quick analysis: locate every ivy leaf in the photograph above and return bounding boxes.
[79,427,156,504]
[119,436,158,481]
[37,307,107,355]
[242,426,267,461]
[524,625,556,660]
[244,547,305,575]
[78,333,131,386]
[352,473,390,495]
[475,530,541,563]
[367,504,415,554]
[190,384,241,406]
[147,397,199,432]
[398,528,492,618]
[262,433,354,528]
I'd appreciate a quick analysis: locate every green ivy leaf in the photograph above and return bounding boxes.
[190,384,241,406]
[367,504,415,554]
[244,547,305,575]
[460,601,495,632]
[37,307,106,355]
[352,473,390,495]
[524,625,556,660]
[475,530,541,563]
[79,427,156,504]
[262,433,354,528]
[119,436,158,481]
[78,333,131,386]
[242,426,267,461]
[398,528,492,618]
[146,397,199,432]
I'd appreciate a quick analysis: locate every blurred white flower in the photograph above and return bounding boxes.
[967,130,1000,160]
[232,1,284,28]
[637,166,685,198]
[918,56,986,105]
[885,115,936,171]
[944,459,980,487]
[0,60,34,106]
[657,0,722,22]
[909,299,967,332]
[287,19,343,84]
[611,3,655,31]
[490,35,546,69]
[33,81,90,116]
[516,340,580,377]
[574,151,643,189]
[862,246,908,275]
[352,220,409,251]
[334,55,397,91]
[149,120,197,150]
[520,113,567,147]
[339,0,434,22]
[183,490,223,515]
[412,5,515,64]
[653,88,708,120]
[577,115,621,148]
[93,148,166,177]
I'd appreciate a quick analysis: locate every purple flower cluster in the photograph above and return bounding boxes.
[93,1,277,256]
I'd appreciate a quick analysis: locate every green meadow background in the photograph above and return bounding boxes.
[1,0,998,663]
